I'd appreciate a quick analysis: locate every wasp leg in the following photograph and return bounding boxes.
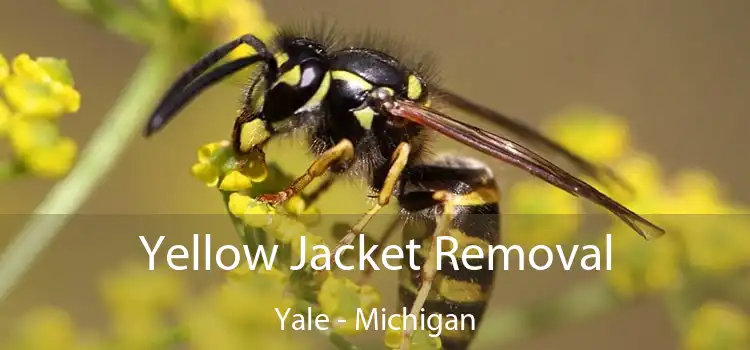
[331,142,411,251]
[257,139,354,205]
[399,191,455,350]
[357,217,404,284]
[302,173,340,207]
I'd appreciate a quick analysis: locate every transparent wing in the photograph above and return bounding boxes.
[435,87,633,194]
[383,97,665,239]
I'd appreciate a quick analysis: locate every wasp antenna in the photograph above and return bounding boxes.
[144,56,268,136]
[144,34,276,137]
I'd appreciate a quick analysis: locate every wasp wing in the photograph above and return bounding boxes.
[435,88,633,194]
[384,98,665,239]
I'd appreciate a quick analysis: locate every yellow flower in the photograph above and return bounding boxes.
[15,307,77,350]
[598,150,750,291]
[544,108,630,164]
[190,141,228,187]
[680,212,750,273]
[282,195,321,225]
[283,195,307,215]
[227,266,251,281]
[219,170,253,191]
[168,0,226,23]
[227,266,289,285]
[643,168,746,273]
[99,265,184,348]
[0,98,12,135]
[606,153,663,203]
[242,202,276,227]
[685,301,749,350]
[384,315,443,350]
[190,141,268,188]
[101,264,184,318]
[505,180,581,247]
[216,270,294,329]
[7,117,57,155]
[24,137,77,178]
[662,170,727,214]
[0,53,80,180]
[257,266,290,284]
[291,232,326,263]
[318,276,381,335]
[603,226,682,297]
[0,53,8,85]
[271,216,309,244]
[190,162,219,186]
[227,192,252,216]
[226,192,276,227]
[7,118,78,178]
[669,171,750,272]
[110,314,163,350]
[4,54,80,118]
[12,54,75,85]
[185,269,303,350]
[219,0,277,59]
[197,141,227,163]
[168,0,277,60]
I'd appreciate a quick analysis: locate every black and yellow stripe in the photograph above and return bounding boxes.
[398,157,500,350]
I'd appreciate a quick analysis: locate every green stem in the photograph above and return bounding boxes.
[473,279,631,348]
[0,50,173,302]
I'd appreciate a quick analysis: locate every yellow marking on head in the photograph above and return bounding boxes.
[353,107,376,129]
[436,278,487,302]
[239,119,270,152]
[275,65,301,87]
[331,70,373,90]
[299,72,331,111]
[274,52,290,66]
[407,75,423,100]
[450,187,500,206]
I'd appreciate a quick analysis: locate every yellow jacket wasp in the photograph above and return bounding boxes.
[144,25,665,350]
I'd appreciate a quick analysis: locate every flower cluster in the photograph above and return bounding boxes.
[57,0,277,70]
[502,107,750,298]
[0,53,80,179]
[168,0,277,54]
[536,107,750,349]
[188,139,422,348]
[1,263,313,350]
[185,268,304,350]
[685,301,749,350]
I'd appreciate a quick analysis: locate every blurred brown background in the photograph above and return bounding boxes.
[0,0,748,349]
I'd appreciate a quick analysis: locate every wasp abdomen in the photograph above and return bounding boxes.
[398,155,500,350]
